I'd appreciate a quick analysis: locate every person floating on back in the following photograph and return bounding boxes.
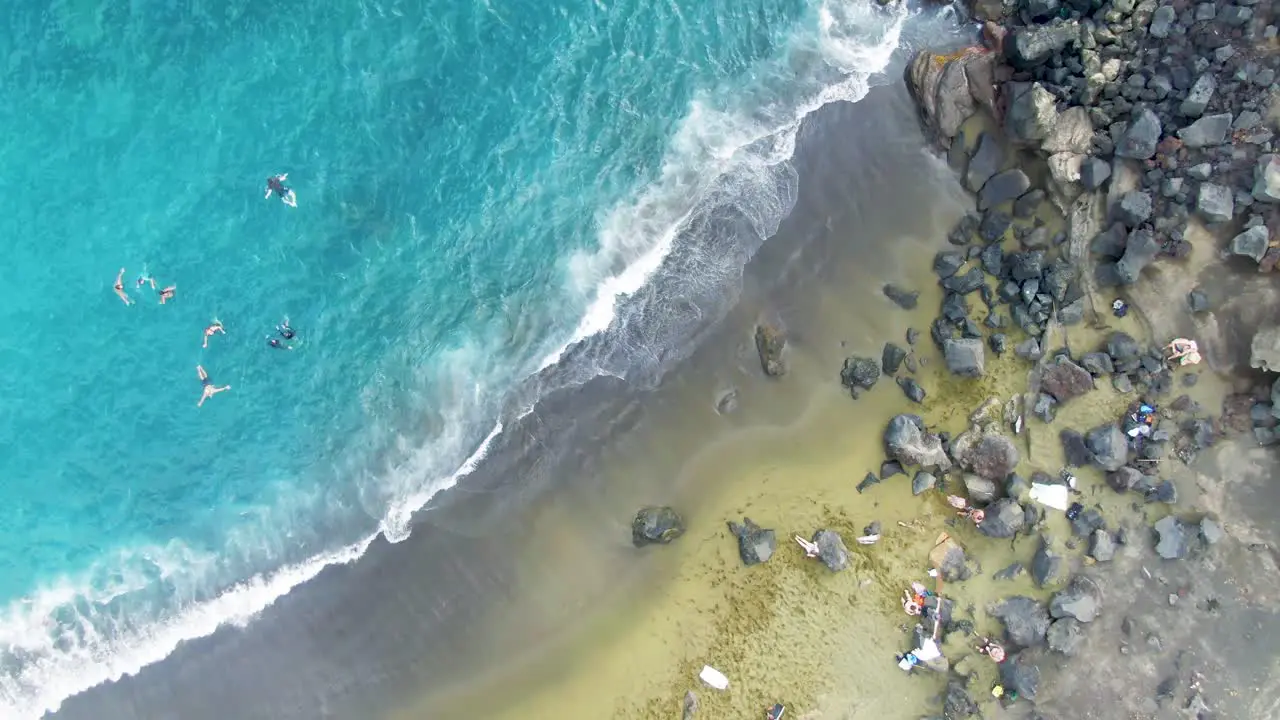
[159,285,177,304]
[196,364,231,407]
[265,173,297,208]
[112,268,133,306]
[203,319,225,348]
[267,336,293,350]
[276,317,295,340]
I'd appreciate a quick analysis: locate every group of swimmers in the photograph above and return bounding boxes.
[112,267,175,306]
[116,174,302,407]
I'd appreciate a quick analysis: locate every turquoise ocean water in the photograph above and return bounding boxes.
[0,0,904,715]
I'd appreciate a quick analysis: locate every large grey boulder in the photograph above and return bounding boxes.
[980,169,1032,210]
[1232,226,1270,263]
[1254,154,1280,203]
[1000,652,1042,701]
[1196,182,1234,223]
[727,517,776,566]
[943,338,986,377]
[989,596,1051,647]
[1113,191,1152,228]
[1042,106,1093,154]
[632,506,686,546]
[965,132,1005,193]
[1085,423,1128,471]
[884,414,953,471]
[1041,356,1094,402]
[1006,83,1059,144]
[1116,228,1161,284]
[1178,113,1232,148]
[754,324,787,377]
[1005,22,1079,69]
[1250,326,1280,372]
[952,431,1020,480]
[1047,617,1085,655]
[1154,515,1189,559]
[1031,536,1065,587]
[979,498,1027,538]
[906,50,994,145]
[1115,109,1161,159]
[1050,575,1102,622]
[811,529,850,572]
[1180,74,1216,118]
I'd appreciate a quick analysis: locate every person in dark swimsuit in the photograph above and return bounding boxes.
[196,365,231,407]
[267,336,293,350]
[277,318,295,340]
[265,174,297,207]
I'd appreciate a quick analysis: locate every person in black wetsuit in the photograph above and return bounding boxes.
[267,336,293,350]
[265,173,297,207]
[276,318,295,340]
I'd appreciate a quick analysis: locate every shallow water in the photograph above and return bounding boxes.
[10,0,920,715]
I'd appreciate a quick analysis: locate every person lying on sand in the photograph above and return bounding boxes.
[196,365,231,407]
[1165,337,1200,366]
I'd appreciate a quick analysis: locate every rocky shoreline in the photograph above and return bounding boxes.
[629,0,1280,717]
[891,0,1280,714]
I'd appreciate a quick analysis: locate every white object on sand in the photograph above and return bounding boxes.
[914,638,942,662]
[699,665,729,690]
[855,534,880,545]
[1029,483,1070,511]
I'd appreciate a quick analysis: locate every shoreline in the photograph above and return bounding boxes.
[415,0,1280,716]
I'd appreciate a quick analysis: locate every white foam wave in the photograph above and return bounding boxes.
[0,536,374,718]
[539,0,906,370]
[3,1,908,716]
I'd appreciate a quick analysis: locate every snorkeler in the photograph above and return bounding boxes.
[267,336,293,350]
[203,319,225,348]
[112,268,133,306]
[158,285,177,304]
[265,173,297,208]
[277,317,295,340]
[196,364,231,407]
[136,267,156,290]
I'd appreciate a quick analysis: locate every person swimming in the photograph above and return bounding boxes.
[136,266,156,290]
[277,318,295,340]
[203,319,225,348]
[267,336,293,350]
[265,173,297,208]
[196,365,231,407]
[112,268,133,306]
[158,285,176,304]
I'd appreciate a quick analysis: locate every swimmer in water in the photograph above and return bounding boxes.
[277,317,295,340]
[267,336,293,350]
[159,285,176,304]
[136,267,156,290]
[265,173,297,208]
[196,365,231,407]
[202,319,225,348]
[112,268,133,306]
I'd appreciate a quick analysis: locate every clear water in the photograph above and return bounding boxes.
[0,0,904,715]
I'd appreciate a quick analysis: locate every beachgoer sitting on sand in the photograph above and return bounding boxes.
[976,637,1006,663]
[1165,338,1200,366]
[794,535,820,558]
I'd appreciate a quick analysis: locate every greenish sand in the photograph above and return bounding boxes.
[392,115,1233,720]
